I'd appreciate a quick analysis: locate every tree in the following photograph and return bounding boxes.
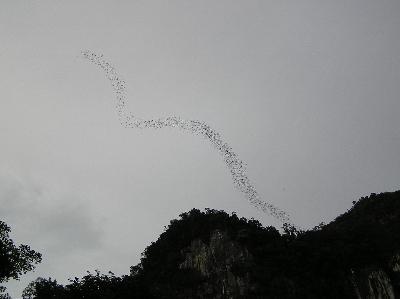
[0,220,42,297]
[22,271,153,299]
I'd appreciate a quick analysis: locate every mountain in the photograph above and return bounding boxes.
[23,191,400,299]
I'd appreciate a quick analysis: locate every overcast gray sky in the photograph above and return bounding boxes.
[1,1,400,297]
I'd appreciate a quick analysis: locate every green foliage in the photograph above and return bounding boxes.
[0,220,42,297]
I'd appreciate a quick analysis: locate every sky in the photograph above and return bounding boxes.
[1,1,400,297]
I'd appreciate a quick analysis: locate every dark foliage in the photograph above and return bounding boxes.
[22,271,153,299]
[0,221,42,298]
[23,191,400,298]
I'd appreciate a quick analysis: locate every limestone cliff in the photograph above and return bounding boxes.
[176,227,400,299]
[179,229,255,298]
[350,251,400,299]
[23,191,400,299]
[137,191,400,298]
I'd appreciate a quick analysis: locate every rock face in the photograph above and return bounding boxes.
[352,268,396,299]
[140,191,400,298]
[179,230,254,298]
[349,251,400,299]
[178,232,400,299]
[351,252,400,299]
[390,253,400,273]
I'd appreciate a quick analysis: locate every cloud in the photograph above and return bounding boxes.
[0,173,104,254]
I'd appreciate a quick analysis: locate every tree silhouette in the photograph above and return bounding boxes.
[0,220,42,298]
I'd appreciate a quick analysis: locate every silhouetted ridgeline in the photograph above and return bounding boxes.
[21,191,400,298]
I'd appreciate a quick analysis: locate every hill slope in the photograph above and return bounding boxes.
[23,191,400,299]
